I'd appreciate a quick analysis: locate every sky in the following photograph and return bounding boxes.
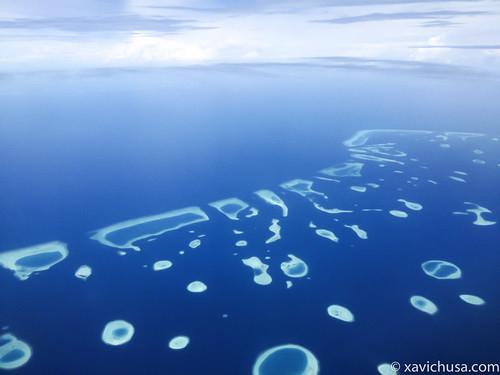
[0,0,499,75]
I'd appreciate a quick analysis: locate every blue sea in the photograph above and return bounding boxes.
[0,66,499,374]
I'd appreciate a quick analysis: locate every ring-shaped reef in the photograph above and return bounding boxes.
[187,281,207,293]
[377,363,397,375]
[351,153,404,165]
[280,255,309,278]
[168,336,190,350]
[421,260,462,280]
[463,202,496,226]
[189,239,201,249]
[397,199,423,211]
[389,210,408,218]
[265,219,281,244]
[313,203,353,215]
[75,265,92,280]
[90,206,209,252]
[153,260,173,271]
[280,179,326,200]
[101,320,135,346]
[0,241,69,281]
[0,333,32,370]
[253,344,319,375]
[410,296,438,315]
[314,228,339,243]
[327,305,355,322]
[350,186,367,193]
[319,162,364,177]
[209,198,250,220]
[344,224,368,239]
[242,257,272,286]
[254,190,289,217]
[360,144,407,157]
[459,294,485,305]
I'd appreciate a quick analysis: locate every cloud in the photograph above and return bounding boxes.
[145,5,227,13]
[1,0,498,74]
[312,10,489,25]
[1,56,488,81]
[137,0,486,14]
[308,56,485,76]
[411,44,500,49]
[418,20,462,27]
[0,14,211,34]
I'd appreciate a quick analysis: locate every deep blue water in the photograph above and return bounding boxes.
[0,66,499,374]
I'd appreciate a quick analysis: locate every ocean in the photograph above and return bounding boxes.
[0,66,499,374]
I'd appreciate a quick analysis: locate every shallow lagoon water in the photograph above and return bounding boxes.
[0,67,499,374]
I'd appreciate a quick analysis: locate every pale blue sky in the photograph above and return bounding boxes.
[1,0,499,74]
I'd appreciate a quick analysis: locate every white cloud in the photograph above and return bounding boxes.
[0,0,499,73]
[105,34,214,63]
